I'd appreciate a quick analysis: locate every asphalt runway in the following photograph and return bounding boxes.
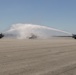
[0,38,76,75]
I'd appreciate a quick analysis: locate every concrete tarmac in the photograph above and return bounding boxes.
[0,38,76,75]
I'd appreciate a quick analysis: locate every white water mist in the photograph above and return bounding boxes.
[4,24,72,39]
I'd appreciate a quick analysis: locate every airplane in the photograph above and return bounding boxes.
[28,33,37,39]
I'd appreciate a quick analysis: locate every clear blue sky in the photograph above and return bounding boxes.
[0,0,76,33]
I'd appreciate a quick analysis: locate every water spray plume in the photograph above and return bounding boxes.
[4,24,72,39]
